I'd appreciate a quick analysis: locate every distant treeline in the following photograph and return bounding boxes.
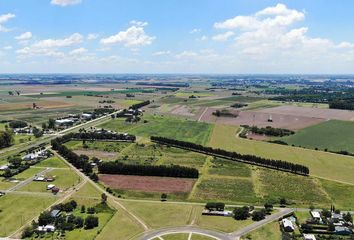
[136,82,189,88]
[329,99,354,110]
[130,100,151,110]
[98,161,198,178]
[151,136,309,176]
[243,125,294,137]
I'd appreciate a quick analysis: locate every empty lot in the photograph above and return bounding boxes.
[99,174,196,193]
[258,105,354,121]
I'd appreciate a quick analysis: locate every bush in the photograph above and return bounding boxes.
[251,210,266,221]
[84,216,99,229]
[234,206,250,220]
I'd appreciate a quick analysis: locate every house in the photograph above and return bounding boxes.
[22,150,46,161]
[55,118,75,126]
[303,234,316,240]
[310,211,322,221]
[47,184,55,190]
[282,218,295,232]
[34,176,45,181]
[50,209,61,218]
[332,212,344,222]
[82,113,93,120]
[0,165,8,170]
[335,226,352,235]
[37,224,55,232]
[202,209,233,217]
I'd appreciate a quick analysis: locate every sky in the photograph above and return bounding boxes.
[1,0,354,74]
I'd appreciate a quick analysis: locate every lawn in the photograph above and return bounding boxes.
[96,210,144,240]
[127,115,213,145]
[192,177,260,204]
[195,213,253,233]
[241,221,281,240]
[0,193,57,237]
[208,158,252,178]
[18,168,81,192]
[69,182,102,206]
[0,177,16,190]
[35,156,69,168]
[98,118,145,132]
[14,167,44,180]
[191,234,217,240]
[319,179,354,210]
[120,201,194,228]
[257,169,331,206]
[208,124,354,185]
[281,120,354,154]
[162,233,190,240]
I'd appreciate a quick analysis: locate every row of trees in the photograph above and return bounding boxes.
[98,161,199,178]
[243,125,295,137]
[130,100,151,110]
[329,99,354,110]
[151,136,309,175]
[53,131,136,144]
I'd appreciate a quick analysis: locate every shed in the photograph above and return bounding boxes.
[282,218,295,232]
[50,209,61,218]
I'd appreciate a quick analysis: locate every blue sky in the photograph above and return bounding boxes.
[1,0,354,73]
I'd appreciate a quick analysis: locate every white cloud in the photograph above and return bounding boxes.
[337,42,354,49]
[3,46,13,50]
[51,0,82,7]
[69,47,87,55]
[16,33,83,58]
[87,33,99,40]
[0,13,15,32]
[152,51,171,56]
[212,31,234,41]
[175,51,198,59]
[100,23,155,47]
[15,32,33,41]
[190,28,201,34]
[130,20,148,27]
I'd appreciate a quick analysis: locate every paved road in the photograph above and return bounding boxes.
[139,226,230,240]
[5,167,52,192]
[229,208,293,239]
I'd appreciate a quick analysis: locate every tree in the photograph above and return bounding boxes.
[280,198,287,206]
[8,156,22,167]
[101,193,107,204]
[48,118,55,129]
[251,210,266,221]
[322,209,332,219]
[81,205,86,213]
[264,203,273,214]
[84,216,99,229]
[75,216,84,228]
[42,122,47,130]
[233,206,250,220]
[33,127,43,138]
[161,193,167,201]
[21,226,34,238]
[344,212,353,223]
[38,211,54,226]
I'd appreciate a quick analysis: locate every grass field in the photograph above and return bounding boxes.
[96,210,143,240]
[120,201,194,228]
[0,193,57,237]
[208,124,354,185]
[0,177,16,190]
[18,168,81,192]
[35,156,69,168]
[319,179,354,210]
[163,233,190,240]
[281,120,354,153]
[14,167,44,180]
[208,158,251,178]
[241,221,281,240]
[128,115,213,145]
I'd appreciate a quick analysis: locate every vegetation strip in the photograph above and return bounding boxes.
[151,136,309,176]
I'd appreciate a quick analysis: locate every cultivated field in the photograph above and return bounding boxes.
[99,174,196,193]
[281,120,354,153]
[208,124,354,185]
[199,108,324,130]
[258,105,354,121]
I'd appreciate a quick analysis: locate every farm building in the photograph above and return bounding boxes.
[303,234,316,240]
[47,184,55,190]
[50,209,61,218]
[55,118,75,126]
[335,226,353,235]
[22,150,47,161]
[202,209,233,217]
[282,218,295,232]
[37,225,55,232]
[310,211,322,221]
[82,113,93,120]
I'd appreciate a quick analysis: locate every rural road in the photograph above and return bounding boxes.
[5,167,52,192]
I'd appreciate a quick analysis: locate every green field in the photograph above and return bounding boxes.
[18,168,81,192]
[241,221,281,240]
[208,124,354,185]
[128,115,213,145]
[0,193,57,237]
[281,120,354,153]
[35,156,69,168]
[120,201,194,229]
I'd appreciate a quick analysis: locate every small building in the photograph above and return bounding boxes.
[310,211,322,221]
[47,184,55,190]
[22,150,46,161]
[82,113,93,120]
[37,224,55,232]
[303,234,316,240]
[202,209,233,217]
[55,118,75,126]
[34,176,46,181]
[0,165,9,170]
[332,213,344,222]
[335,226,352,235]
[50,209,61,218]
[52,187,60,194]
[282,218,295,232]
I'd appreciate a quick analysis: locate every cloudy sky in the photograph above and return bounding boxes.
[1,0,354,74]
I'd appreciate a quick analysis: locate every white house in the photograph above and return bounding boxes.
[47,184,55,190]
[304,234,316,240]
[37,225,55,232]
[282,218,295,232]
[310,211,322,221]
